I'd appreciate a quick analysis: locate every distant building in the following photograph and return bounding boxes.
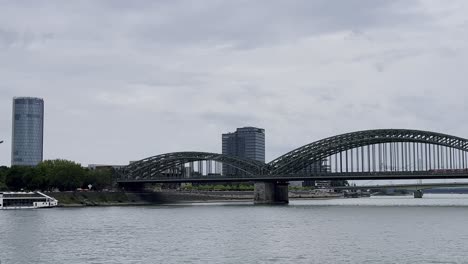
[222,127,265,176]
[11,97,44,166]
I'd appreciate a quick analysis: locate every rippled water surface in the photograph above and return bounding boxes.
[2,194,468,264]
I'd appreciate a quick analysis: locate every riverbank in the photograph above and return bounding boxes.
[47,190,343,207]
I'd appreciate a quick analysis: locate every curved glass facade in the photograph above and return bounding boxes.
[11,97,44,166]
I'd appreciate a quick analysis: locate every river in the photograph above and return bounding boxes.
[1,194,468,264]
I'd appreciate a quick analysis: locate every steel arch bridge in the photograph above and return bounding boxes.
[118,151,267,180]
[268,129,468,175]
[117,129,468,183]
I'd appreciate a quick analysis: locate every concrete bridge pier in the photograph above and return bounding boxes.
[254,181,289,204]
[414,190,424,198]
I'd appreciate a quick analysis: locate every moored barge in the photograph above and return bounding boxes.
[0,191,58,209]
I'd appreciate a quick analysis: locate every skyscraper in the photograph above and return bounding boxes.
[11,97,44,166]
[222,127,265,175]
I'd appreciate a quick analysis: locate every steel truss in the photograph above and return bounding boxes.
[119,152,267,180]
[119,129,468,180]
[267,129,468,175]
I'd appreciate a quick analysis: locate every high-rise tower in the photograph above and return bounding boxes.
[11,97,44,166]
[222,127,265,175]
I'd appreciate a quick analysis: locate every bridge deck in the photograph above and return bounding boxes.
[334,182,468,190]
[117,172,468,184]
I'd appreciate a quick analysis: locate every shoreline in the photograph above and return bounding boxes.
[48,190,343,207]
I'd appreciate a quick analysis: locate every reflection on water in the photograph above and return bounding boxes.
[1,194,468,264]
[291,193,468,207]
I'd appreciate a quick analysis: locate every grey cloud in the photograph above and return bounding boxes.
[0,28,54,49]
[351,48,425,72]
[200,111,259,127]
[437,47,460,58]
[1,0,468,166]
[391,95,462,126]
[0,29,18,47]
[0,0,428,52]
[129,0,426,49]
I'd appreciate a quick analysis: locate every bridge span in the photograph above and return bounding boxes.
[118,171,468,184]
[116,129,468,204]
[334,182,468,191]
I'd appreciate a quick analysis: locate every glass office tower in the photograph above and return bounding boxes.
[11,97,44,166]
[222,127,265,176]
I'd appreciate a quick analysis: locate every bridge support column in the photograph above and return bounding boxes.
[254,182,289,204]
[414,190,424,198]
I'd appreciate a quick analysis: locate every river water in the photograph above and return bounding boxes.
[1,194,468,264]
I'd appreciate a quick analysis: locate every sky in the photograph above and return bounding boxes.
[1,0,468,167]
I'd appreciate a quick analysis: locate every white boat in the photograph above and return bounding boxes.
[0,191,58,209]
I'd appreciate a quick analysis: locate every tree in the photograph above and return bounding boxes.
[0,166,8,191]
[83,168,113,190]
[0,166,7,183]
[37,160,86,191]
[2,160,110,191]
[5,166,35,191]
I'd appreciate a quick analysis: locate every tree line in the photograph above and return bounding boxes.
[0,159,113,192]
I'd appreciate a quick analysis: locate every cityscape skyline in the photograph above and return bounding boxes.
[1,1,468,167]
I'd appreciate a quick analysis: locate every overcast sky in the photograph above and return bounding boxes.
[1,0,468,167]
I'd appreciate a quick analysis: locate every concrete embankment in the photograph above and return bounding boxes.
[47,191,252,207]
[48,190,342,207]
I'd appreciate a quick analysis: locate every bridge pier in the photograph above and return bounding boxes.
[254,181,289,204]
[414,190,424,198]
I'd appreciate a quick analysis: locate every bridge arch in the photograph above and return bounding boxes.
[267,129,468,175]
[120,152,267,180]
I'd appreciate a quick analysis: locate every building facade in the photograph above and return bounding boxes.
[11,97,44,166]
[222,127,265,175]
